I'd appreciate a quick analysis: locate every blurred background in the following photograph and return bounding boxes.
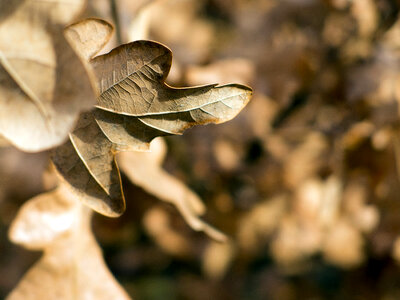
[2,0,400,299]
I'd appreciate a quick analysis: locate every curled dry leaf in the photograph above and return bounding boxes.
[0,0,98,152]
[118,138,227,241]
[52,19,252,218]
[7,185,131,300]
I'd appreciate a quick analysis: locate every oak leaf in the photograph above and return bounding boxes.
[0,0,97,151]
[52,19,252,220]
[7,185,131,300]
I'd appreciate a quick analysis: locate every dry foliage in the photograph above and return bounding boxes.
[0,0,97,151]
[52,18,251,218]
[4,0,400,299]
[118,137,227,241]
[0,1,252,299]
[7,186,131,300]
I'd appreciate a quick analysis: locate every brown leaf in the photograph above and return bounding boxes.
[91,41,251,118]
[7,185,131,300]
[53,113,125,217]
[92,40,252,152]
[52,19,252,217]
[0,0,97,152]
[64,18,114,62]
[118,138,227,241]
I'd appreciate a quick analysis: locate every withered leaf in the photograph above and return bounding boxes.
[118,138,227,241]
[7,185,131,300]
[52,19,252,218]
[0,0,97,152]
[64,18,114,62]
[52,113,125,217]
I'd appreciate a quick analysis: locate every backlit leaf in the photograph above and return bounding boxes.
[0,0,97,152]
[52,19,252,220]
[8,185,131,300]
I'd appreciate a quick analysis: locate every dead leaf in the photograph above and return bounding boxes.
[52,113,125,217]
[118,138,227,241]
[0,0,98,152]
[7,185,131,300]
[0,0,95,151]
[64,18,114,62]
[52,19,252,218]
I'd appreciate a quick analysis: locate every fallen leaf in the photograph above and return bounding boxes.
[0,0,98,152]
[52,19,252,218]
[7,185,131,300]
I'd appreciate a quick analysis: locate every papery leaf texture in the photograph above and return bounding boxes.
[118,138,227,241]
[52,19,252,219]
[7,185,131,300]
[0,0,97,152]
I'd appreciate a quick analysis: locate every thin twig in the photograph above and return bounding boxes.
[110,0,122,44]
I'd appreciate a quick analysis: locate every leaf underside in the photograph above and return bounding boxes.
[0,0,96,152]
[7,186,131,300]
[52,20,252,217]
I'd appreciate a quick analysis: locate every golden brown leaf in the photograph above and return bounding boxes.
[91,41,251,120]
[52,19,252,217]
[7,185,131,300]
[64,18,114,61]
[0,0,97,152]
[53,113,125,217]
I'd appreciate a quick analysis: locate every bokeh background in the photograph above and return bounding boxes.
[2,0,400,299]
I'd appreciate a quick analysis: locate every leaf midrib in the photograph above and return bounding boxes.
[0,50,50,119]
